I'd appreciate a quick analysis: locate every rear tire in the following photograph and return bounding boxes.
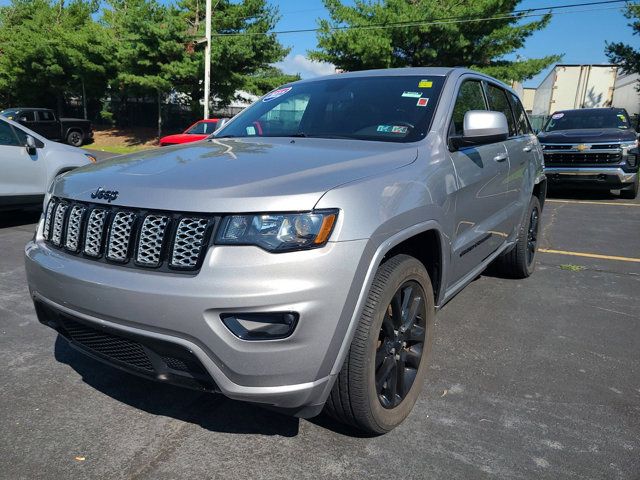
[495,196,541,279]
[66,130,84,147]
[620,175,639,200]
[324,254,434,434]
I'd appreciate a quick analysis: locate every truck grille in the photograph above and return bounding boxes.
[544,152,622,165]
[42,197,216,272]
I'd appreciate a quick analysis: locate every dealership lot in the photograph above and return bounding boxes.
[1,188,638,479]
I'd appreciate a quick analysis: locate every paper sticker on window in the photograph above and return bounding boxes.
[377,125,408,134]
[551,113,564,120]
[418,80,433,88]
[391,126,408,134]
[377,125,393,133]
[617,114,627,121]
[416,98,429,107]
[246,126,256,136]
[263,87,292,102]
[402,91,422,98]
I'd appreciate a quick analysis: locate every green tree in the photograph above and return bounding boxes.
[309,0,561,83]
[605,4,640,81]
[0,0,113,115]
[241,66,300,95]
[103,0,196,137]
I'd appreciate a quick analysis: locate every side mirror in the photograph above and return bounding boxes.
[26,135,37,154]
[451,111,509,149]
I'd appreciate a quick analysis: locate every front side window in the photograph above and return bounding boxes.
[486,84,517,137]
[0,120,20,147]
[216,75,446,143]
[449,80,487,137]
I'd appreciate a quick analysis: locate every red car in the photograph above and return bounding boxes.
[159,119,220,146]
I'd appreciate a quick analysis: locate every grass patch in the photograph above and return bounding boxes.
[82,144,154,155]
[559,264,586,272]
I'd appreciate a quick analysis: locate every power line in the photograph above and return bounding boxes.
[213,0,634,37]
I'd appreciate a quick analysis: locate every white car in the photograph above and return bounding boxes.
[0,116,96,210]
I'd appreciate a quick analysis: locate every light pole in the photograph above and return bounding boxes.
[203,0,212,119]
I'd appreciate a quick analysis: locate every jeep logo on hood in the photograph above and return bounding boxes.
[90,187,119,203]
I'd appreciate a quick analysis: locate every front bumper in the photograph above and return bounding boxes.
[544,167,637,188]
[25,228,369,414]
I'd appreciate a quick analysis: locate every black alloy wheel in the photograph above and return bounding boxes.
[67,131,83,147]
[375,280,427,409]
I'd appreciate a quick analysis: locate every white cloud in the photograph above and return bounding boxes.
[274,54,336,79]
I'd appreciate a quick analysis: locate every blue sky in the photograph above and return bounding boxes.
[0,0,635,87]
[270,0,637,87]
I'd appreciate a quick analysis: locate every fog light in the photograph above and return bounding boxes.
[221,312,298,340]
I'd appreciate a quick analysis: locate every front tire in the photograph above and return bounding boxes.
[620,175,639,200]
[324,254,435,434]
[66,130,84,147]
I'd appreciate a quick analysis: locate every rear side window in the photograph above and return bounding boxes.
[509,93,532,135]
[0,120,20,146]
[449,80,487,137]
[38,110,55,121]
[485,84,517,137]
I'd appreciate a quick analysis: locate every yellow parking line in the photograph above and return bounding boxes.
[539,248,640,263]
[546,199,640,207]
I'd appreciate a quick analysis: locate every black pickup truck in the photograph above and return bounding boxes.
[0,107,93,147]
[538,108,639,199]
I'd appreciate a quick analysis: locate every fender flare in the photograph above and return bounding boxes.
[329,220,447,377]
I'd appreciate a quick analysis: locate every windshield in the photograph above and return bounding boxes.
[215,75,445,142]
[186,121,217,134]
[544,109,630,132]
[0,109,19,118]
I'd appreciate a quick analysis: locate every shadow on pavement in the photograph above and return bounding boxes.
[0,208,40,229]
[54,335,301,437]
[546,186,621,200]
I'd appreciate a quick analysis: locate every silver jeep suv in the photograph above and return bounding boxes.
[25,68,545,434]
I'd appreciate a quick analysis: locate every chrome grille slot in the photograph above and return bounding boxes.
[136,215,169,266]
[43,199,57,240]
[106,211,136,262]
[84,209,107,257]
[170,218,209,268]
[64,205,85,252]
[50,203,68,246]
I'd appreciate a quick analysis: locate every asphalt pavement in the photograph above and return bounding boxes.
[0,186,638,479]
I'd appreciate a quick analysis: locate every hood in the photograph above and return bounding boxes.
[538,128,636,144]
[160,133,202,144]
[54,137,418,212]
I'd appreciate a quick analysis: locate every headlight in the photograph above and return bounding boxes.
[84,153,97,163]
[621,140,638,156]
[216,210,338,252]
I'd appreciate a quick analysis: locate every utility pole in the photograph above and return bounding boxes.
[203,0,212,119]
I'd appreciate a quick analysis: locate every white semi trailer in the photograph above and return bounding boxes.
[532,64,618,116]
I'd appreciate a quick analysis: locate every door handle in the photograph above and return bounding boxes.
[493,153,508,162]
[523,145,533,152]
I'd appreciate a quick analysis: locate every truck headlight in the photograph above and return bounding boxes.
[621,140,638,156]
[216,210,338,252]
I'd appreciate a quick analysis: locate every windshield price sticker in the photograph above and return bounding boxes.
[402,91,423,98]
[551,113,564,120]
[263,87,292,102]
[418,80,433,88]
[416,98,429,107]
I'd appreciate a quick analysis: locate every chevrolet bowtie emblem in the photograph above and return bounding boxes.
[575,144,591,152]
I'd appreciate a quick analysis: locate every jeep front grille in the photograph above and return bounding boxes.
[42,197,216,273]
